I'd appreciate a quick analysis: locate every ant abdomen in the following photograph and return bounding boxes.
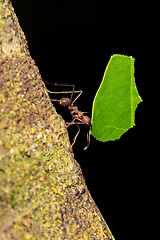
[83,116,91,126]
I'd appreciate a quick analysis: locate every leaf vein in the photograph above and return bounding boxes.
[101,125,127,131]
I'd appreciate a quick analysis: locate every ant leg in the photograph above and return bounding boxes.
[58,117,82,141]
[83,129,91,150]
[67,121,90,150]
[65,118,77,128]
[70,85,75,102]
[44,81,81,95]
[72,91,83,104]
[57,117,78,139]
[62,84,82,104]
[49,91,82,102]
[44,81,83,103]
[71,124,80,148]
[65,117,85,128]
[47,90,81,95]
[44,81,75,88]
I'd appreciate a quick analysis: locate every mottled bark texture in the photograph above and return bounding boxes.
[0,0,115,239]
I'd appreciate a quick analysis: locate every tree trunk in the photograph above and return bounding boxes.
[0,1,115,239]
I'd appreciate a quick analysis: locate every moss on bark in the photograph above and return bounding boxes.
[0,1,115,239]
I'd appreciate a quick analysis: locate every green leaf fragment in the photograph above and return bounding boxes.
[91,54,142,141]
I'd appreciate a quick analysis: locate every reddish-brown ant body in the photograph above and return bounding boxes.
[44,82,91,150]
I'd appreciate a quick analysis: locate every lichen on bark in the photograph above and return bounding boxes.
[0,0,115,239]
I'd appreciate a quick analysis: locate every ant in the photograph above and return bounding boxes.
[44,81,91,150]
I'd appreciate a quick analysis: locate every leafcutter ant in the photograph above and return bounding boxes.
[44,81,91,150]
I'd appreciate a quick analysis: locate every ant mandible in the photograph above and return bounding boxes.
[44,81,91,150]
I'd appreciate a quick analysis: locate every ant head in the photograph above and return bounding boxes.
[60,98,72,107]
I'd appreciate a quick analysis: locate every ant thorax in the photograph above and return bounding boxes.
[68,106,79,116]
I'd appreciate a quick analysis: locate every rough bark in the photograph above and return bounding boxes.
[0,1,115,239]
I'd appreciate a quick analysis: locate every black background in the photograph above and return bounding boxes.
[12,1,146,239]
